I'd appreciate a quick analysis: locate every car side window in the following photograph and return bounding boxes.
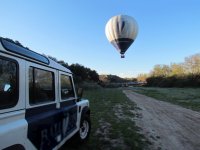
[29,67,55,105]
[61,74,75,100]
[0,57,18,109]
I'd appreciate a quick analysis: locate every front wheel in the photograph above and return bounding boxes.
[75,115,91,143]
[80,118,90,140]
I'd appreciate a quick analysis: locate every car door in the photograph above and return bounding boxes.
[25,62,60,150]
[58,71,78,143]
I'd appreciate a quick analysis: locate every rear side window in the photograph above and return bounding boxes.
[0,57,18,109]
[29,67,55,105]
[61,74,75,100]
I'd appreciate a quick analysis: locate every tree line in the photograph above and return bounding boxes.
[137,53,200,87]
[47,57,99,84]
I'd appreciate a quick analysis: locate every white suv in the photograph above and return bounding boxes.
[0,37,91,150]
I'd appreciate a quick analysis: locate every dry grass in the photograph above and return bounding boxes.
[60,88,149,150]
[132,87,200,111]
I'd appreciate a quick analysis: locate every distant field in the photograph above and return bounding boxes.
[61,88,149,150]
[131,87,200,111]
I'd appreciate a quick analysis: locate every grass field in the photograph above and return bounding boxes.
[132,87,200,111]
[61,88,149,150]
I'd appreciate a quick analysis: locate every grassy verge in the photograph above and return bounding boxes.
[132,87,200,111]
[61,88,149,150]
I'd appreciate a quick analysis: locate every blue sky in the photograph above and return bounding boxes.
[0,0,200,77]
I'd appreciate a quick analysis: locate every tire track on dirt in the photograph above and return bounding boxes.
[123,90,200,150]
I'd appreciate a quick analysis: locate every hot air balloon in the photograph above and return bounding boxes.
[105,15,138,58]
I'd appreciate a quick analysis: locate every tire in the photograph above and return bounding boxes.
[64,113,91,148]
[75,114,91,143]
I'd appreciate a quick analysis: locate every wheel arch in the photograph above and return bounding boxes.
[81,106,90,118]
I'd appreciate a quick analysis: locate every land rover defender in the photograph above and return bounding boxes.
[0,37,91,150]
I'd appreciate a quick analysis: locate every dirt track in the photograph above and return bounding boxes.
[123,90,200,150]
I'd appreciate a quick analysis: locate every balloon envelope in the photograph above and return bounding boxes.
[105,15,138,58]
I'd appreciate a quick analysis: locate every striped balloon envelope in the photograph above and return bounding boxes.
[105,15,138,58]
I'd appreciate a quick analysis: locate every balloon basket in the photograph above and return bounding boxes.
[121,54,125,58]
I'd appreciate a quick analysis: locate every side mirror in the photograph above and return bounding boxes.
[77,88,83,101]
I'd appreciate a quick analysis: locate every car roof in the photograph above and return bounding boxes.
[0,37,72,74]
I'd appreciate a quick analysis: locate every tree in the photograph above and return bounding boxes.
[58,60,69,68]
[69,64,99,83]
[137,73,148,82]
[48,55,58,62]
[170,63,185,76]
[69,63,87,81]
[151,64,171,77]
[88,70,99,82]
[184,53,200,74]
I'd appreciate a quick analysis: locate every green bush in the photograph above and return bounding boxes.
[146,74,200,87]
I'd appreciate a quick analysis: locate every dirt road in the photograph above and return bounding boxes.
[123,90,200,150]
